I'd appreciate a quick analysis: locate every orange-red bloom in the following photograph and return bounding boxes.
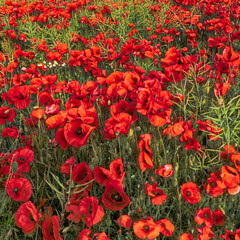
[155,164,173,177]
[133,217,160,239]
[117,215,132,230]
[181,182,201,204]
[156,218,174,237]
[138,134,154,172]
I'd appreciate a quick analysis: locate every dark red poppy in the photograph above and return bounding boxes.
[8,147,34,173]
[64,119,95,148]
[6,177,32,202]
[109,158,125,182]
[0,106,15,125]
[15,201,42,234]
[102,180,130,211]
[93,166,113,187]
[220,229,237,240]
[71,162,93,191]
[213,209,225,226]
[41,215,63,240]
[7,85,30,109]
[2,126,20,139]
[66,204,81,223]
[181,182,201,204]
[56,128,69,150]
[60,156,76,176]
[78,196,104,227]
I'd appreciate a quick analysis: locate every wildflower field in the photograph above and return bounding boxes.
[1,0,240,239]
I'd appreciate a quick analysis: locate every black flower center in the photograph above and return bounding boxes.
[111,192,122,202]
[75,128,82,135]
[18,157,26,162]
[12,188,19,194]
[143,225,149,231]
[210,182,216,187]
[186,190,191,197]
[153,191,161,196]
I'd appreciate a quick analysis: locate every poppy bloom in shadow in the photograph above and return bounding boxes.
[102,180,130,211]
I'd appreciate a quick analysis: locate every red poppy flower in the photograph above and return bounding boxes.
[15,201,42,234]
[197,226,215,239]
[222,46,240,66]
[133,217,160,239]
[6,177,32,202]
[203,171,226,197]
[77,229,91,240]
[102,180,130,211]
[194,207,213,227]
[42,215,62,240]
[7,85,30,109]
[38,92,54,106]
[64,119,95,147]
[179,233,194,240]
[45,112,67,130]
[66,204,81,223]
[31,108,45,119]
[0,106,15,125]
[155,164,173,177]
[145,181,167,205]
[213,209,225,226]
[117,215,132,230]
[8,147,34,173]
[60,156,76,176]
[220,165,240,195]
[92,232,110,240]
[78,196,104,227]
[138,134,154,172]
[109,158,125,182]
[220,229,237,240]
[2,126,20,139]
[156,218,174,237]
[181,182,201,204]
[110,100,137,123]
[103,113,132,140]
[93,166,113,187]
[56,128,69,150]
[71,162,93,191]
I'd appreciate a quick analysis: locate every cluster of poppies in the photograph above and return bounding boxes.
[1,0,240,239]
